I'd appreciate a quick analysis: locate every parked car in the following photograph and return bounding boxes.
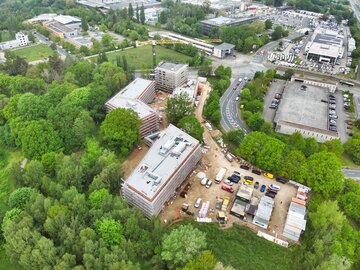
[276,177,288,184]
[267,188,278,194]
[252,169,261,175]
[240,165,250,170]
[329,115,338,119]
[254,181,259,189]
[205,179,213,189]
[234,171,241,176]
[221,184,235,193]
[265,192,276,198]
[260,184,266,192]
[264,172,274,179]
[269,184,281,191]
[224,179,234,186]
[244,176,254,181]
[275,93,282,99]
[194,198,202,208]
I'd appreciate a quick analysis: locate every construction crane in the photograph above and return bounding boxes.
[135,38,223,70]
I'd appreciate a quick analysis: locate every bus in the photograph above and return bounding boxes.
[339,80,354,87]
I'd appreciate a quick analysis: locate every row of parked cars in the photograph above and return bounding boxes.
[327,93,338,132]
[269,93,282,109]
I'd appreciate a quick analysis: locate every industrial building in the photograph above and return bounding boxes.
[105,78,159,138]
[200,16,259,35]
[235,185,254,203]
[122,124,202,218]
[0,32,29,50]
[230,199,248,219]
[274,79,339,142]
[305,27,344,64]
[252,196,274,229]
[155,62,188,93]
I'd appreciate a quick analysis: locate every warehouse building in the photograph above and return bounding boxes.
[274,79,339,142]
[105,78,158,138]
[230,199,248,219]
[305,27,344,64]
[252,196,274,229]
[200,16,259,35]
[0,32,29,50]
[213,43,235,58]
[122,124,202,218]
[155,62,188,93]
[236,185,254,203]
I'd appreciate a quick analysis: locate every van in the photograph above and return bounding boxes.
[194,198,202,208]
[264,172,274,179]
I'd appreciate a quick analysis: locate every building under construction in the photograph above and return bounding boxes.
[155,62,188,93]
[122,124,202,218]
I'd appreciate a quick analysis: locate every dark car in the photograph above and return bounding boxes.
[240,165,250,170]
[276,177,288,184]
[260,184,266,192]
[227,175,240,183]
[244,176,254,181]
[254,181,259,189]
[252,169,261,175]
[265,192,276,198]
[267,189,278,194]
[233,171,241,176]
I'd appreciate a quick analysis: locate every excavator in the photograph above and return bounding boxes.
[135,38,222,69]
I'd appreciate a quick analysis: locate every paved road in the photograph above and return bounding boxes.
[342,169,360,182]
[33,32,71,59]
[220,77,249,133]
[349,0,360,23]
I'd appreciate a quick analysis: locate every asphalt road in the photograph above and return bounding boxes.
[342,169,360,182]
[33,32,71,59]
[220,77,249,133]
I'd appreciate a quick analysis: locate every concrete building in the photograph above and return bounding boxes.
[274,79,339,142]
[155,62,188,93]
[200,16,259,35]
[44,21,78,39]
[122,124,202,218]
[283,201,307,241]
[252,196,274,229]
[213,43,235,58]
[0,32,29,50]
[105,78,158,138]
[230,199,248,219]
[144,8,163,25]
[171,79,198,104]
[306,27,344,64]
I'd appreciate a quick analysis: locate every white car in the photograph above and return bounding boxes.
[236,96,239,101]
[224,179,233,186]
[194,198,202,208]
[205,179,213,189]
[269,184,281,191]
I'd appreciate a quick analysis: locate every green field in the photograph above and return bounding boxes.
[173,220,297,270]
[11,44,54,62]
[92,45,192,69]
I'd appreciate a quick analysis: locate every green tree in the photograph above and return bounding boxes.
[166,93,194,124]
[66,61,94,87]
[97,50,108,64]
[178,116,204,141]
[81,18,89,32]
[96,218,124,246]
[240,88,251,101]
[100,108,140,156]
[303,152,343,198]
[8,187,36,210]
[17,93,48,121]
[324,139,344,157]
[289,132,306,152]
[248,112,264,131]
[161,224,207,269]
[89,188,112,208]
[101,33,113,47]
[265,19,273,30]
[245,99,263,113]
[136,4,140,23]
[140,4,145,24]
[183,250,217,270]
[344,137,360,164]
[19,120,63,160]
[128,3,134,19]
[223,129,245,147]
[279,150,306,181]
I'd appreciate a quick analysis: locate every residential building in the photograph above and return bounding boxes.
[0,32,30,50]
[122,124,202,218]
[105,78,158,138]
[155,62,188,93]
[252,196,275,229]
[200,16,259,35]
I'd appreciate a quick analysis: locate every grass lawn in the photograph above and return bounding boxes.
[11,44,54,62]
[91,45,192,70]
[172,220,297,270]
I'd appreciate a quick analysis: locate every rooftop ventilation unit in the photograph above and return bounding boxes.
[159,139,175,155]
[172,142,187,156]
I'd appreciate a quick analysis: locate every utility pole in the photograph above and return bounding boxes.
[152,40,156,70]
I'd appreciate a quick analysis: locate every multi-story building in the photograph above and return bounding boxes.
[200,16,259,35]
[122,124,202,218]
[105,78,158,138]
[155,62,188,93]
[0,32,30,50]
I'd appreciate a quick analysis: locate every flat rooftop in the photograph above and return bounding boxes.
[118,78,154,100]
[45,21,75,33]
[172,80,197,102]
[313,33,342,47]
[105,96,155,119]
[200,16,258,26]
[157,62,187,72]
[125,124,199,202]
[308,42,341,58]
[274,81,329,130]
[253,196,274,225]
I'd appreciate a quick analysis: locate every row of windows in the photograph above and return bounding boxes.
[293,128,333,140]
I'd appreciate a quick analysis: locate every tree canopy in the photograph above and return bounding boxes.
[166,93,194,125]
